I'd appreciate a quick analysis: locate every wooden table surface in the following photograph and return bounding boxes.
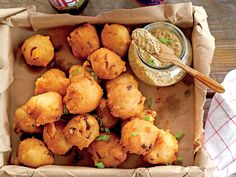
[1,0,236,121]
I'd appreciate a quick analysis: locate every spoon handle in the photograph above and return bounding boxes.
[172,60,225,93]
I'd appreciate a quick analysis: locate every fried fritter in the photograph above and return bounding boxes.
[121,109,156,127]
[106,73,138,91]
[43,121,72,155]
[101,24,131,57]
[96,98,119,129]
[35,68,70,96]
[121,118,158,155]
[64,77,103,114]
[68,64,92,83]
[143,129,178,164]
[51,27,82,72]
[14,92,63,128]
[107,84,145,119]
[132,109,156,124]
[106,73,145,119]
[14,105,42,134]
[18,137,54,168]
[68,23,100,60]
[89,133,127,167]
[87,48,126,80]
[63,114,99,150]
[21,34,54,67]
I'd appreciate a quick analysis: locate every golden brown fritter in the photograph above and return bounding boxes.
[14,92,63,128]
[88,133,127,167]
[63,114,99,150]
[68,23,100,60]
[96,98,119,129]
[21,34,54,67]
[87,48,126,80]
[43,121,72,155]
[106,73,145,119]
[121,109,156,127]
[35,68,70,96]
[63,77,103,114]
[132,109,156,124]
[51,27,82,72]
[107,84,145,119]
[101,24,131,57]
[68,64,92,83]
[143,129,179,164]
[14,105,42,134]
[106,73,138,91]
[18,138,54,168]
[121,118,158,155]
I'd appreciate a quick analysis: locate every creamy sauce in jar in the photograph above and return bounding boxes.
[128,22,192,87]
[139,28,182,68]
[151,28,182,57]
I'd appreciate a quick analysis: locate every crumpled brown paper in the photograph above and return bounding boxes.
[0,2,216,177]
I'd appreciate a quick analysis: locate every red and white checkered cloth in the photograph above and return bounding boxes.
[204,69,236,177]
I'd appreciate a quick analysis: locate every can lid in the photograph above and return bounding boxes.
[49,0,85,10]
[137,0,166,5]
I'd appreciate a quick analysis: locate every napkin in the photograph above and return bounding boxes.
[204,69,236,177]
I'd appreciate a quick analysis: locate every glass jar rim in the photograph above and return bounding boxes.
[136,22,188,70]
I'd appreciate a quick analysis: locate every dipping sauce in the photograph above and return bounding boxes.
[128,22,192,86]
[151,28,182,57]
[138,28,182,68]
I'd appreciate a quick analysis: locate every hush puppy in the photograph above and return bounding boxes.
[64,77,103,114]
[87,48,126,80]
[68,23,100,60]
[14,105,42,134]
[107,83,145,119]
[106,73,138,91]
[63,114,99,150]
[89,133,127,167]
[106,73,145,119]
[96,98,119,129]
[14,92,63,128]
[132,109,156,124]
[18,137,54,168]
[121,119,158,155]
[107,84,145,119]
[143,129,179,164]
[101,24,131,57]
[68,64,92,83]
[121,109,157,127]
[21,34,54,67]
[35,68,70,96]
[43,121,72,155]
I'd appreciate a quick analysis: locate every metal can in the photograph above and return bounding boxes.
[49,0,89,14]
[137,0,166,5]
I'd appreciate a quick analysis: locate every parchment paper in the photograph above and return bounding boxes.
[0,3,216,177]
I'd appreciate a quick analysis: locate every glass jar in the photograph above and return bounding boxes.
[49,0,89,15]
[128,22,192,87]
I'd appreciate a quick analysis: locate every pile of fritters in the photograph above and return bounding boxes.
[15,23,179,168]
